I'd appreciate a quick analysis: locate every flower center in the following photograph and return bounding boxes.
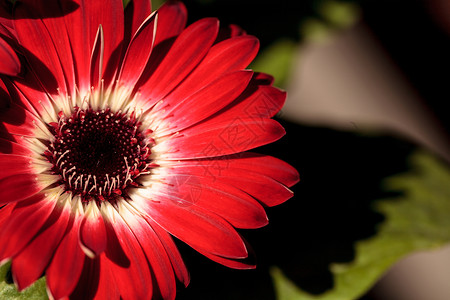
[45,107,153,203]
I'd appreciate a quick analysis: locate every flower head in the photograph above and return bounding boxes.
[0,0,299,299]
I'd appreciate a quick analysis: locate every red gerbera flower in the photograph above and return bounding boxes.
[0,0,298,299]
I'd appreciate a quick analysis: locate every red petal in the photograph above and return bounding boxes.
[153,174,268,228]
[159,159,295,207]
[165,35,259,104]
[196,237,256,270]
[13,1,70,95]
[0,101,46,138]
[254,71,275,85]
[142,194,248,259]
[121,207,176,300]
[93,255,120,299]
[6,70,54,117]
[0,203,15,231]
[118,11,157,88]
[69,256,101,300]
[221,84,286,120]
[60,0,124,91]
[79,204,107,258]
[0,2,14,37]
[226,152,300,187]
[46,216,85,300]
[0,154,36,180]
[199,251,256,269]
[220,173,294,207]
[132,1,187,104]
[89,25,105,91]
[0,37,20,76]
[156,118,285,159]
[0,174,44,205]
[146,217,190,287]
[0,80,8,109]
[11,202,71,290]
[216,24,247,43]
[159,70,253,134]
[138,18,219,104]
[0,138,32,155]
[15,0,76,95]
[154,0,187,46]
[103,208,153,300]
[124,0,152,45]
[0,194,56,261]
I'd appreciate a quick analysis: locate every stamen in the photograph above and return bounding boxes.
[106,173,110,190]
[109,177,116,195]
[116,175,121,188]
[68,171,76,187]
[38,100,56,122]
[93,175,98,191]
[124,156,130,179]
[56,150,70,166]
[84,175,91,192]
[79,174,84,190]
[74,175,80,189]
[46,107,156,204]
[103,176,108,192]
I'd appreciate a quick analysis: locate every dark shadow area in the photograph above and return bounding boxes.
[176,119,415,300]
[5,265,13,284]
[183,0,308,48]
[15,46,60,95]
[134,37,177,90]
[8,0,79,20]
[361,0,450,137]
[0,101,26,144]
[0,82,9,109]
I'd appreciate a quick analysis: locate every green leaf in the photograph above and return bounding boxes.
[272,150,450,300]
[271,267,307,300]
[300,1,360,43]
[123,0,165,10]
[0,262,48,300]
[319,0,360,29]
[151,0,165,10]
[300,18,334,43]
[250,39,297,87]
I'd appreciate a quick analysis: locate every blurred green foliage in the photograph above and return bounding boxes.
[250,39,297,87]
[123,0,164,10]
[319,0,360,28]
[0,262,47,300]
